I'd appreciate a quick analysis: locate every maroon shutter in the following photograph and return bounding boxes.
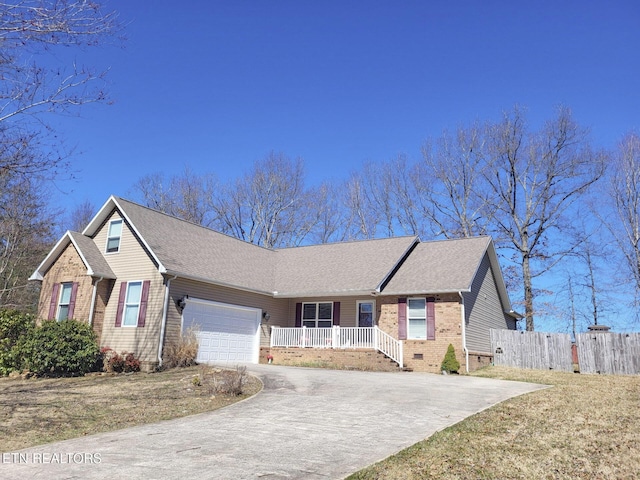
[48,283,60,320]
[137,280,151,327]
[426,297,436,340]
[67,282,79,319]
[333,302,341,326]
[295,303,302,327]
[115,282,127,327]
[398,298,407,340]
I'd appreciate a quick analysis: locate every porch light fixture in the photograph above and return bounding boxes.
[176,295,188,311]
[262,311,271,322]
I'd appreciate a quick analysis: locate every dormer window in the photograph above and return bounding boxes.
[106,219,123,253]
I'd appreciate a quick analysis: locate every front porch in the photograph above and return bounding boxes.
[269,326,403,368]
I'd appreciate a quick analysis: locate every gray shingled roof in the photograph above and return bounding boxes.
[73,197,505,303]
[274,236,418,297]
[115,197,276,294]
[68,232,116,279]
[381,236,492,295]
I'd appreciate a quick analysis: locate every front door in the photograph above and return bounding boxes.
[357,301,375,327]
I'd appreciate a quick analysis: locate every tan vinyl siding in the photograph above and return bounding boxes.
[463,252,511,354]
[95,210,165,364]
[166,278,289,351]
[286,296,378,328]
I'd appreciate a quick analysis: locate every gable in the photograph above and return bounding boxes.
[381,237,493,295]
[273,236,418,297]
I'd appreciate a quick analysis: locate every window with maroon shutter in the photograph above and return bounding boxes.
[137,280,150,327]
[115,282,127,327]
[398,298,407,340]
[48,283,60,320]
[67,282,79,319]
[295,303,302,327]
[332,302,340,326]
[115,281,149,327]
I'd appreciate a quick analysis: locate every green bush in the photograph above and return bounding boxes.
[441,343,461,374]
[19,320,99,376]
[0,309,35,375]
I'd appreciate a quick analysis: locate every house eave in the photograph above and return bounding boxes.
[379,288,472,297]
[273,289,377,299]
[163,270,275,297]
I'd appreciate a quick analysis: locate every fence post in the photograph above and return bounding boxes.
[301,326,307,348]
[332,326,339,349]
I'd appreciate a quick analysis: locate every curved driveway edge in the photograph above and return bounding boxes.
[2,365,546,479]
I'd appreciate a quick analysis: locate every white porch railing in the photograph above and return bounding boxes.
[270,326,403,368]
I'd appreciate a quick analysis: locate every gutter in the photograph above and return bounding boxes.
[88,276,104,326]
[459,291,469,374]
[158,274,178,367]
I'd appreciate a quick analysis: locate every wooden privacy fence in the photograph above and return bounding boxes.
[491,329,640,375]
[490,329,573,372]
[575,332,640,375]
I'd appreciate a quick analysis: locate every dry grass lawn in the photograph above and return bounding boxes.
[349,366,640,480]
[0,365,262,452]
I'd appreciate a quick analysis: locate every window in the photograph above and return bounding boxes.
[357,301,375,327]
[407,298,426,339]
[115,280,150,328]
[57,283,73,320]
[122,281,142,327]
[106,219,123,253]
[302,302,333,328]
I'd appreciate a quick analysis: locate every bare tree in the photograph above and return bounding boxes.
[0,0,121,177]
[607,132,640,298]
[0,174,56,309]
[306,181,351,244]
[68,199,95,232]
[483,106,606,330]
[419,123,490,239]
[133,167,218,227]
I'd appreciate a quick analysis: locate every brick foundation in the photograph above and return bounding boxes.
[261,347,401,372]
[466,351,493,371]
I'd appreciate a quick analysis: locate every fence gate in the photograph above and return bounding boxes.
[490,329,573,372]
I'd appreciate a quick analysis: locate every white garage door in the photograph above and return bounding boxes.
[181,298,261,364]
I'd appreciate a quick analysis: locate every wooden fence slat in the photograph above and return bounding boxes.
[490,329,572,372]
[572,332,639,375]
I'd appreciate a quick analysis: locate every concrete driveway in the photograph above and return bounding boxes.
[3,365,546,479]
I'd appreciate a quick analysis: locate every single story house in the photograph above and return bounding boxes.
[30,196,519,372]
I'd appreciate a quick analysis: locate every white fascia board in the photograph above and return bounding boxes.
[83,196,166,274]
[28,231,73,281]
[378,288,472,297]
[273,289,380,298]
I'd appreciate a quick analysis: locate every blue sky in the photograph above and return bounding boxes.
[52,0,640,212]
[40,1,640,333]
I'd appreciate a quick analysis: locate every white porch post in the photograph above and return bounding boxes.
[301,326,307,348]
[332,325,339,349]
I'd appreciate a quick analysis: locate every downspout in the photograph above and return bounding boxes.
[158,274,178,367]
[459,291,469,373]
[88,277,104,326]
